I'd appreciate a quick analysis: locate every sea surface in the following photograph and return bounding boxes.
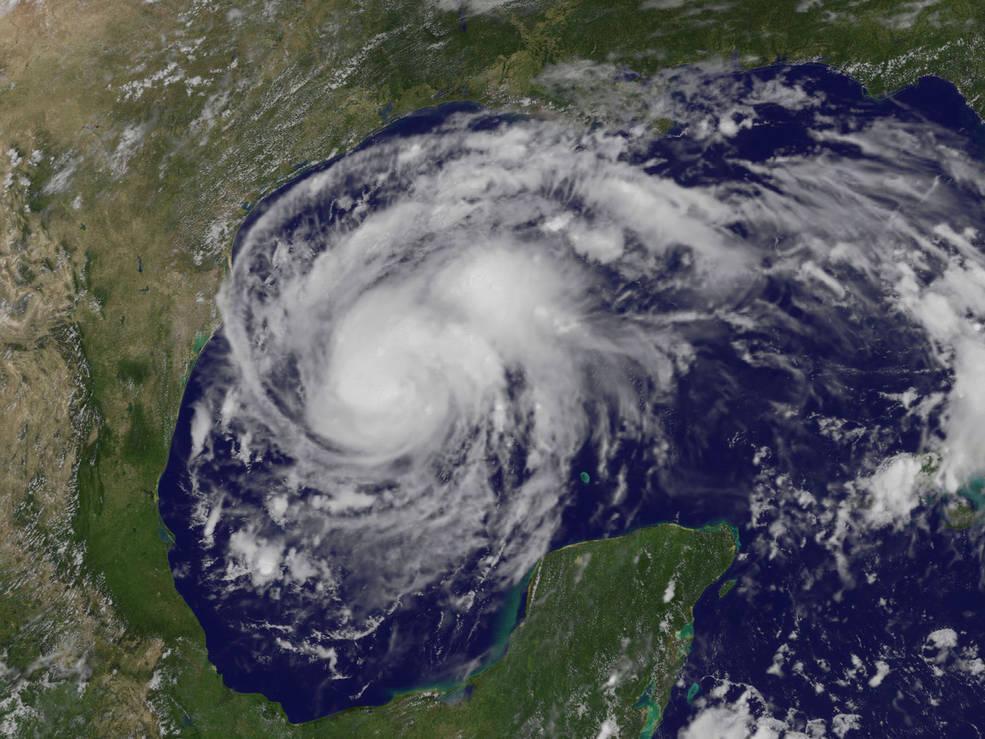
[160,63,985,733]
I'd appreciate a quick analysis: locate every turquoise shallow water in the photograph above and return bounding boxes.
[160,63,985,733]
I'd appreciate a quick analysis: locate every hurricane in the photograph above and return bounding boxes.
[160,63,985,730]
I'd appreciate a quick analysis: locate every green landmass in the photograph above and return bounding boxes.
[3,0,985,734]
[153,523,736,737]
[946,499,978,531]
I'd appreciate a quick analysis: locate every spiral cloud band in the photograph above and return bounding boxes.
[217,106,696,610]
[161,63,985,725]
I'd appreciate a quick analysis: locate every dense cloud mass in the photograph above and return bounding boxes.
[161,63,985,726]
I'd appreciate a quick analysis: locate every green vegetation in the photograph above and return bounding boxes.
[942,478,985,530]
[117,357,151,385]
[921,453,942,476]
[150,523,736,737]
[946,500,978,530]
[3,0,984,734]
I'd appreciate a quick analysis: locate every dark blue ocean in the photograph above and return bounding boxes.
[159,63,985,734]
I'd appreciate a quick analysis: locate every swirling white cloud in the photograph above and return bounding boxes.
[165,63,985,715]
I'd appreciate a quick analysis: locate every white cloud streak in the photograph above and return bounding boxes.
[172,63,985,699]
